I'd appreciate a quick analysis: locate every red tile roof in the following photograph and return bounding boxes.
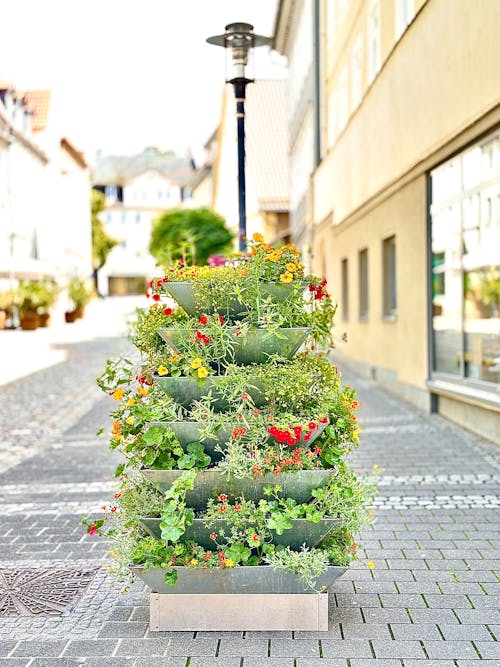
[22,89,51,132]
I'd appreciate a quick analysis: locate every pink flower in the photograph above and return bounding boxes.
[89,525,97,536]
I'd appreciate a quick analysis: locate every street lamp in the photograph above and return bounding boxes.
[207,23,271,252]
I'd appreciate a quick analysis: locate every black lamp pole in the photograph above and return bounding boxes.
[207,23,271,252]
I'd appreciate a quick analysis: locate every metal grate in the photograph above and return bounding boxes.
[0,568,97,617]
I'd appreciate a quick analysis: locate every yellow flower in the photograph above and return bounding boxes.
[367,561,375,570]
[126,397,136,407]
[191,358,202,369]
[168,354,179,362]
[252,232,264,244]
[125,416,134,425]
[285,263,297,272]
[137,387,148,397]
[197,367,208,378]
[265,251,281,262]
[280,272,293,284]
[112,388,124,401]
[190,558,198,565]
[225,559,234,567]
[157,365,168,376]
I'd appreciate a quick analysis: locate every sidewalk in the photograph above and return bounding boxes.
[0,315,499,665]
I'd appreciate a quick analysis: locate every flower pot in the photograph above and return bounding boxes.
[38,312,51,328]
[162,281,307,318]
[141,469,331,509]
[19,313,40,330]
[74,306,85,319]
[153,375,266,410]
[147,420,231,459]
[159,327,310,366]
[65,311,78,323]
[140,516,340,549]
[130,564,346,595]
[0,311,6,330]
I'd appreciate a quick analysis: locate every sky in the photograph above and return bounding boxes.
[0,0,287,165]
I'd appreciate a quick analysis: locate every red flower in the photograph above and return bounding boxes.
[219,315,225,324]
[293,426,302,436]
[210,533,217,540]
[200,314,208,325]
[308,283,316,292]
[314,446,322,455]
[196,331,204,338]
[308,422,317,430]
[234,504,241,511]
[319,417,328,424]
[251,534,259,542]
[203,336,210,344]
[241,392,249,400]
[204,553,211,561]
[152,294,161,302]
[88,525,96,536]
[269,426,278,436]
[164,307,173,316]
[287,437,297,447]
[219,505,227,512]
[218,494,228,502]
[304,433,311,441]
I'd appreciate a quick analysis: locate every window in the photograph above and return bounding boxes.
[327,90,338,147]
[367,0,381,84]
[395,0,415,40]
[105,185,117,204]
[358,248,369,319]
[430,130,500,386]
[382,235,397,317]
[338,66,349,131]
[135,212,141,224]
[341,258,349,320]
[350,36,363,111]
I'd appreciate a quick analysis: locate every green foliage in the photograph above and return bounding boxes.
[149,207,233,266]
[91,190,117,270]
[68,277,94,309]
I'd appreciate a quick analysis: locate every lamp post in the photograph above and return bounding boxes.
[207,23,271,252]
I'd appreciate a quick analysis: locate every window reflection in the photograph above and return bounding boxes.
[431,132,500,387]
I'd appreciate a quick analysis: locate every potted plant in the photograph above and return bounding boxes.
[84,234,376,631]
[36,280,60,327]
[66,277,93,322]
[16,281,43,330]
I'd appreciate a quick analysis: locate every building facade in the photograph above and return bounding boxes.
[275,0,500,443]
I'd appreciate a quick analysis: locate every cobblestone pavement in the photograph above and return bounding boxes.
[0,308,499,666]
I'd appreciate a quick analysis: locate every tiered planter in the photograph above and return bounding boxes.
[131,282,346,631]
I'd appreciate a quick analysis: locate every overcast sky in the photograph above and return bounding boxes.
[0,0,286,164]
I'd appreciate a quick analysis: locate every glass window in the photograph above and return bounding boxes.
[395,0,415,40]
[359,248,369,319]
[351,36,363,111]
[338,67,349,131]
[430,130,500,386]
[383,236,397,317]
[328,90,338,147]
[367,0,381,83]
[341,258,349,320]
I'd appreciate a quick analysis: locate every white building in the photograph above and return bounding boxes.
[97,167,191,295]
[0,82,92,296]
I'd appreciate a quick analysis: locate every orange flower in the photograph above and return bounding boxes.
[252,232,264,244]
[112,388,124,401]
[137,386,148,397]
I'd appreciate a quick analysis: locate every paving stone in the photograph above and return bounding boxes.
[189,660,241,667]
[97,621,148,638]
[269,639,319,657]
[243,660,294,667]
[474,641,500,659]
[28,660,87,667]
[0,644,17,658]
[295,661,347,667]
[403,661,457,666]
[294,625,341,639]
[454,609,500,624]
[379,594,427,608]
[424,640,480,659]
[165,638,218,656]
[371,639,425,658]
[62,640,119,656]
[406,609,458,624]
[11,640,68,658]
[438,623,493,640]
[114,638,171,656]
[133,659,185,667]
[349,662,400,667]
[487,624,500,640]
[321,639,373,658]
[423,594,473,608]
[390,622,441,640]
[340,623,391,640]
[360,608,412,624]
[467,594,500,608]
[0,660,32,667]
[218,639,268,656]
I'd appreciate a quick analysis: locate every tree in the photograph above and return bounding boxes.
[91,189,117,293]
[149,208,233,266]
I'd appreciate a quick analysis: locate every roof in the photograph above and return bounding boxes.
[61,138,88,168]
[245,79,289,211]
[22,90,51,132]
[92,151,195,187]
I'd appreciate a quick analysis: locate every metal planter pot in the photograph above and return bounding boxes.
[147,421,231,459]
[130,564,346,594]
[139,516,340,549]
[153,375,266,410]
[159,327,310,366]
[162,281,306,318]
[140,469,331,509]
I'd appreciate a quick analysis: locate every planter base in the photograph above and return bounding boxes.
[150,591,328,631]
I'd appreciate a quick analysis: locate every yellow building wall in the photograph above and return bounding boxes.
[324,175,428,388]
[315,0,500,225]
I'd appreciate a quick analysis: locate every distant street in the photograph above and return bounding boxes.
[0,299,499,665]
